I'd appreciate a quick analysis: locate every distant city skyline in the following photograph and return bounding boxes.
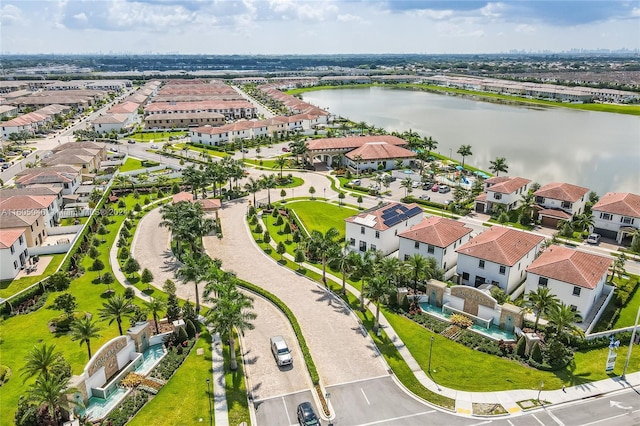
[2,1,639,55]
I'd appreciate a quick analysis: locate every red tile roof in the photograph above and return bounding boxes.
[485,176,531,194]
[0,228,25,249]
[456,227,544,266]
[306,135,407,151]
[534,182,589,202]
[398,216,472,248]
[537,208,572,220]
[345,142,416,161]
[526,245,611,289]
[592,192,640,218]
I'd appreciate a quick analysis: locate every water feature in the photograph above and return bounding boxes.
[80,387,129,421]
[303,87,640,194]
[135,344,166,375]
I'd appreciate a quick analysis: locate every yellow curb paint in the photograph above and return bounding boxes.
[507,407,521,413]
[456,408,472,414]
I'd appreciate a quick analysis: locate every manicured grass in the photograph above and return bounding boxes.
[287,200,357,237]
[119,158,145,172]
[225,331,250,426]
[129,131,187,142]
[60,216,89,226]
[0,254,65,299]
[615,277,640,328]
[129,331,213,426]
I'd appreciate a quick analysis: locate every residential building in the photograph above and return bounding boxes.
[456,227,544,293]
[305,135,409,168]
[345,202,424,255]
[144,100,256,120]
[14,166,81,195]
[398,216,473,274]
[591,192,640,244]
[0,228,29,280]
[144,112,225,129]
[525,245,611,317]
[533,182,589,228]
[345,141,416,172]
[0,210,47,247]
[474,176,531,214]
[92,113,131,134]
[0,194,61,227]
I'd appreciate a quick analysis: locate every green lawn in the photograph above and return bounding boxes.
[120,158,145,172]
[225,332,250,426]
[615,279,640,328]
[129,331,213,426]
[0,254,65,299]
[129,131,187,142]
[60,216,89,226]
[287,200,357,237]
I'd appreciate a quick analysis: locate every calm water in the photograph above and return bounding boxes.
[303,87,640,195]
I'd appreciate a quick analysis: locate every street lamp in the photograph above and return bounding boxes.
[323,188,326,199]
[428,336,434,373]
[449,148,452,161]
[537,380,544,404]
[622,305,640,381]
[206,378,212,426]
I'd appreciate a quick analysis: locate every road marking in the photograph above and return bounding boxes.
[610,400,633,410]
[579,413,631,426]
[507,420,515,426]
[547,409,566,426]
[282,396,292,426]
[360,388,371,405]
[356,410,435,426]
[532,414,546,426]
[469,421,492,426]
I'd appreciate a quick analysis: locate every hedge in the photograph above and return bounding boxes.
[237,279,319,385]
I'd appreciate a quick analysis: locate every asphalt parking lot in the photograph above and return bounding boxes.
[351,175,455,206]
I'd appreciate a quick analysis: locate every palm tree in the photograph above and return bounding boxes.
[406,253,430,297]
[27,374,77,426]
[70,316,102,360]
[99,294,134,336]
[400,177,414,197]
[573,213,595,235]
[357,121,368,135]
[354,250,376,310]
[307,228,340,285]
[352,154,363,177]
[365,275,393,333]
[329,245,355,295]
[526,287,560,333]
[489,157,508,176]
[176,255,209,314]
[144,297,167,335]
[273,156,289,179]
[546,303,583,342]
[610,253,627,282]
[260,174,277,207]
[204,280,256,370]
[21,343,62,382]
[244,177,261,207]
[423,136,438,158]
[457,144,473,168]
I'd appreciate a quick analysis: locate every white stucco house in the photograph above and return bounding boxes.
[534,182,590,228]
[190,125,230,146]
[14,166,81,195]
[591,192,640,245]
[345,202,424,255]
[456,226,544,294]
[0,228,29,280]
[525,245,612,318]
[398,216,473,276]
[0,194,61,228]
[474,176,531,214]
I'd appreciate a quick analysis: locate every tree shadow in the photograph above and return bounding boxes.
[553,359,597,389]
[142,288,155,296]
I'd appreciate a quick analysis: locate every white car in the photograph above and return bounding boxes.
[586,233,601,244]
[270,336,292,367]
[411,181,420,188]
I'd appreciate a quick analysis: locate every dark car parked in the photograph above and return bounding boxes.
[297,402,320,426]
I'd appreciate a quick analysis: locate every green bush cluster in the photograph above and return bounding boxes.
[238,280,320,385]
[151,340,194,381]
[105,390,149,426]
[0,365,9,384]
[406,311,449,333]
[614,278,639,307]
[457,332,503,356]
[1,288,49,318]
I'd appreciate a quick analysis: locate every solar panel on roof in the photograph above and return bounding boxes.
[385,217,402,227]
[405,207,423,217]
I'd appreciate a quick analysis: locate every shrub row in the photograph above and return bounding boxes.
[151,339,195,381]
[237,280,320,385]
[105,390,149,426]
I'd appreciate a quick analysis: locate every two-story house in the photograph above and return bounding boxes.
[0,194,61,227]
[474,176,531,214]
[0,228,29,280]
[525,245,611,318]
[398,216,473,276]
[345,202,424,256]
[534,182,590,228]
[591,192,640,244]
[456,226,544,293]
[0,211,47,248]
[14,166,81,195]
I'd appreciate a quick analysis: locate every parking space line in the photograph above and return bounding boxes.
[356,410,435,426]
[579,413,632,426]
[282,396,292,425]
[532,414,546,426]
[361,388,371,405]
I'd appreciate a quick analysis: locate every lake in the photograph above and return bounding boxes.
[302,87,640,195]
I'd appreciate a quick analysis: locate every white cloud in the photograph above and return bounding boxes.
[0,4,24,25]
[337,14,362,23]
[515,24,536,34]
[73,12,88,23]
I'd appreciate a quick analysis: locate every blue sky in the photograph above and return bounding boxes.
[1,1,638,54]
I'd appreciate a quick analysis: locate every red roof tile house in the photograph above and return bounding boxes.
[345,202,424,255]
[591,192,640,244]
[398,216,473,276]
[0,228,29,280]
[456,227,544,293]
[525,245,612,319]
[172,191,221,213]
[474,176,531,214]
[534,182,590,228]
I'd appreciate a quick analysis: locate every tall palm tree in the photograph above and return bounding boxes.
[307,228,340,285]
[610,253,627,282]
[329,245,355,295]
[378,256,403,289]
[354,250,376,310]
[573,213,595,235]
[406,253,430,297]
[352,154,363,177]
[357,121,368,135]
[526,287,560,333]
[144,297,167,335]
[260,174,277,207]
[21,343,62,383]
[244,177,261,207]
[99,294,134,336]
[27,374,77,426]
[273,156,289,179]
[204,280,256,371]
[423,136,438,158]
[489,157,508,176]
[546,303,583,342]
[400,177,414,197]
[365,275,394,333]
[70,316,103,360]
[177,255,211,314]
[457,144,473,168]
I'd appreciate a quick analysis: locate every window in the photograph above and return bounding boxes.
[14,261,18,269]
[443,249,447,254]
[621,217,634,225]
[493,193,502,200]
[562,201,572,209]
[349,238,355,246]
[375,231,380,239]
[538,277,548,287]
[19,235,24,244]
[535,196,544,203]
[427,245,435,254]
[360,226,365,235]
[359,241,367,252]
[370,244,376,251]
[570,305,578,312]
[10,245,15,254]
[499,265,506,275]
[462,272,470,281]
[414,241,420,249]
[479,260,485,269]
[443,262,447,270]
[600,212,612,221]
[573,286,581,296]
[404,255,410,261]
